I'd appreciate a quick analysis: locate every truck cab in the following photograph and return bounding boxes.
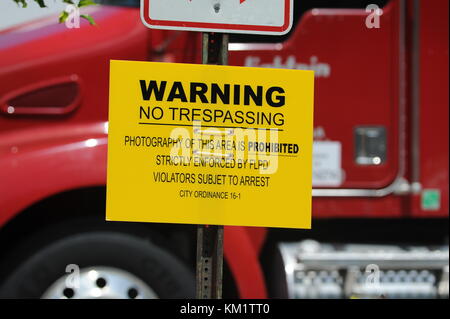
[0,0,448,299]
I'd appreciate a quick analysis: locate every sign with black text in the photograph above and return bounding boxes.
[106,60,314,229]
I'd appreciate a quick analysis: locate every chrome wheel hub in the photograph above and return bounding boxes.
[42,266,158,299]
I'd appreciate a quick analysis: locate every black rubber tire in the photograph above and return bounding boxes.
[0,231,195,299]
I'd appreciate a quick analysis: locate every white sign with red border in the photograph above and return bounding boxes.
[140,0,294,35]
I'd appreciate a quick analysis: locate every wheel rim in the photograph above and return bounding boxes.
[41,266,159,299]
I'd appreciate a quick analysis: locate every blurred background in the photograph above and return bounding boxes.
[0,0,448,299]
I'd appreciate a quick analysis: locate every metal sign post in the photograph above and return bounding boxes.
[196,225,224,299]
[196,32,228,299]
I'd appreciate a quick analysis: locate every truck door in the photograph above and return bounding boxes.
[229,0,405,195]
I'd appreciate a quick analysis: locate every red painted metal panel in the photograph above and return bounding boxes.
[0,123,108,227]
[411,0,449,217]
[229,0,406,218]
[224,226,268,298]
[229,1,401,190]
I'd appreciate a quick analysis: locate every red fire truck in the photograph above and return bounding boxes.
[0,0,448,299]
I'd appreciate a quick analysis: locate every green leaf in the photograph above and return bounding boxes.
[33,0,47,8]
[14,0,28,8]
[80,14,96,26]
[12,0,98,27]
[58,10,69,23]
[78,0,97,8]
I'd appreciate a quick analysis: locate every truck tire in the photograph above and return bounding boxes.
[0,231,195,299]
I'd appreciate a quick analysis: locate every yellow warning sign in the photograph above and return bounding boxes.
[106,60,314,229]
